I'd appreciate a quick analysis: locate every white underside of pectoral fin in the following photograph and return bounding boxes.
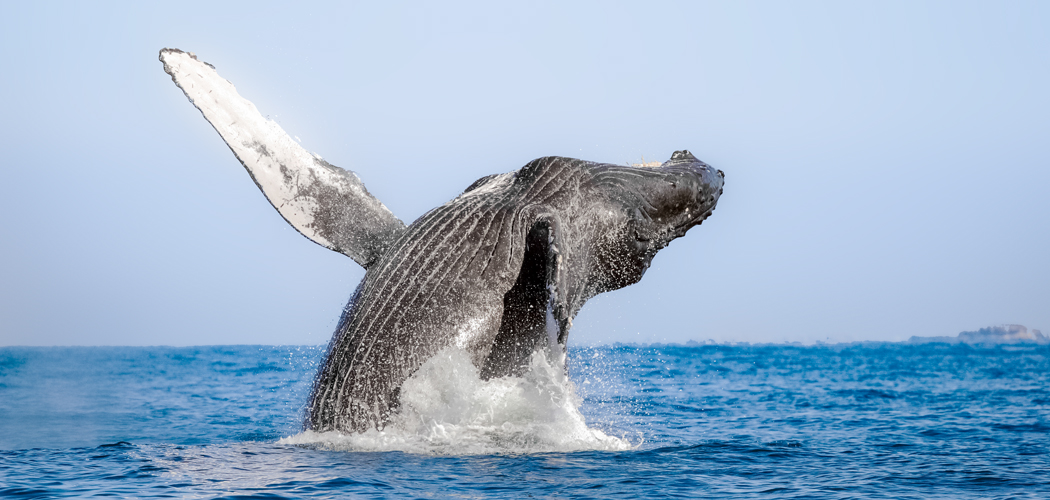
[159,48,404,268]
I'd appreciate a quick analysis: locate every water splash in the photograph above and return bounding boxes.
[279,348,634,454]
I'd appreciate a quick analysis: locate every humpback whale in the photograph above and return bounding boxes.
[160,48,724,433]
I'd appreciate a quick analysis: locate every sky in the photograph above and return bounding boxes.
[1,1,1047,346]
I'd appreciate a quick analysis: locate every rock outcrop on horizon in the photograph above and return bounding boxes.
[908,324,1048,345]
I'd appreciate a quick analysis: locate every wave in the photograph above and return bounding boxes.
[278,348,634,455]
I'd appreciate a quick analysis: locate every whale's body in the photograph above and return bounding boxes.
[160,49,724,433]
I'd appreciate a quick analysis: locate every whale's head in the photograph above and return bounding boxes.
[489,151,724,356]
[579,150,724,295]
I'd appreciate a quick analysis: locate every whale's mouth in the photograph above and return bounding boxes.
[673,201,718,235]
[479,219,568,379]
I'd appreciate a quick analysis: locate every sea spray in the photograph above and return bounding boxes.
[279,348,633,454]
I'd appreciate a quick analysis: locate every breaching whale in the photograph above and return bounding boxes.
[160,48,724,433]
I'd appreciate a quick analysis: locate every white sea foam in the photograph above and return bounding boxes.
[278,348,634,455]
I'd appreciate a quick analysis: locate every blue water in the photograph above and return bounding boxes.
[1,344,1048,498]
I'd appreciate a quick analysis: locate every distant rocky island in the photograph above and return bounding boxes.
[908,324,1048,345]
[620,324,1049,348]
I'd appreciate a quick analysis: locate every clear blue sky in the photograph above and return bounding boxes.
[1,1,1047,346]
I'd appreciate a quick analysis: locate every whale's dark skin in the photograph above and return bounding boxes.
[308,152,723,433]
[158,48,724,435]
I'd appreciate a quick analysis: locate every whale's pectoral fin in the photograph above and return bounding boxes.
[479,215,574,379]
[159,48,405,269]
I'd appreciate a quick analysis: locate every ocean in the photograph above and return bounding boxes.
[1,343,1047,498]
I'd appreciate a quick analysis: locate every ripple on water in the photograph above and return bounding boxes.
[0,344,1047,498]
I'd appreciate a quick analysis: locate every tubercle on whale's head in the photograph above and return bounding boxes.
[583,150,724,294]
